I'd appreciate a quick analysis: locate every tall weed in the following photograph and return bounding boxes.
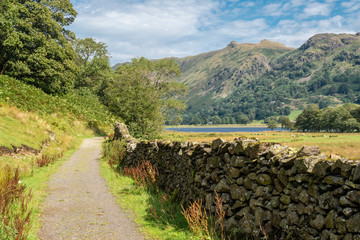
[123,160,158,188]
[0,166,32,240]
[181,191,227,240]
[181,199,211,239]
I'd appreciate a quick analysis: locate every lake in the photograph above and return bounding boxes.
[164,127,287,133]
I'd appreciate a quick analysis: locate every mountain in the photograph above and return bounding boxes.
[175,39,293,111]
[174,33,360,124]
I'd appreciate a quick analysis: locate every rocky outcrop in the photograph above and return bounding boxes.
[113,122,133,141]
[120,136,360,239]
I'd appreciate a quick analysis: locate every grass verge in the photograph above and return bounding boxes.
[0,135,89,239]
[100,141,196,240]
[22,136,86,239]
[0,75,116,239]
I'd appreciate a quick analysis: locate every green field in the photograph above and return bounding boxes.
[288,110,302,121]
[161,130,360,159]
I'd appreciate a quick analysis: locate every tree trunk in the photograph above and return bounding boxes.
[0,65,5,75]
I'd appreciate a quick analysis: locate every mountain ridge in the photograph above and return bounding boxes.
[175,32,360,124]
[113,32,360,124]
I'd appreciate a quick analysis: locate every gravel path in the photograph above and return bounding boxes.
[38,137,145,240]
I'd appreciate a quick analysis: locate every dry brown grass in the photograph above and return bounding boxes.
[123,160,158,187]
[162,131,360,159]
[181,199,210,239]
[0,166,32,239]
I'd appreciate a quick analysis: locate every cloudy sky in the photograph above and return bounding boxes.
[68,0,360,65]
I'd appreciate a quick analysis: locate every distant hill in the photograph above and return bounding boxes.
[174,39,293,112]
[175,33,360,124]
[113,33,360,124]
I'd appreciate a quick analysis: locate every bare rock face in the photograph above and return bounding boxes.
[297,145,320,157]
[113,122,133,141]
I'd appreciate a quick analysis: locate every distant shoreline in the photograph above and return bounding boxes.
[164,124,267,128]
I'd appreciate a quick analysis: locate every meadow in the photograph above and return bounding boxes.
[161,130,360,159]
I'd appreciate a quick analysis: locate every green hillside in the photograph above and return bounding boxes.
[175,40,293,112]
[176,33,360,124]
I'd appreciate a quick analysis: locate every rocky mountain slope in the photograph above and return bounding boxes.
[175,39,293,111]
[174,33,360,124]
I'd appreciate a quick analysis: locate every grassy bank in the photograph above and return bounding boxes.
[100,140,197,240]
[0,75,116,239]
[161,131,360,159]
[0,104,94,239]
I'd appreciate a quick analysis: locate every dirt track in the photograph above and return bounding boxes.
[38,137,145,240]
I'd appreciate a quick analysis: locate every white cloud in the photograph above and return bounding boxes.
[262,3,284,16]
[217,18,268,38]
[290,0,307,7]
[69,0,220,63]
[303,2,332,17]
[68,0,360,64]
[341,0,360,12]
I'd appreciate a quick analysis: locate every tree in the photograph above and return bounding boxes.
[72,38,112,92]
[279,116,294,130]
[266,120,278,130]
[103,57,187,138]
[212,116,222,124]
[236,114,250,125]
[295,104,322,131]
[264,116,278,124]
[338,83,350,94]
[0,0,78,94]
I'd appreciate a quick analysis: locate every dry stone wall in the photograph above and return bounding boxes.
[122,137,360,239]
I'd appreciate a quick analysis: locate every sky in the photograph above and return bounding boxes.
[67,0,360,65]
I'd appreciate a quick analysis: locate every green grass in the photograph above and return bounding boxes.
[288,110,302,121]
[0,106,48,149]
[0,75,117,239]
[0,75,118,135]
[0,132,91,240]
[161,131,360,159]
[22,136,87,239]
[100,141,198,240]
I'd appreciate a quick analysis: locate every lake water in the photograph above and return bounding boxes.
[164,127,287,133]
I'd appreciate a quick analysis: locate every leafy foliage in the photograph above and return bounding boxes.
[295,103,360,132]
[104,57,187,138]
[73,38,113,92]
[0,75,116,134]
[0,0,78,94]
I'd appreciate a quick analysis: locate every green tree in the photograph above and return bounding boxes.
[72,38,112,92]
[104,57,187,138]
[279,116,294,130]
[191,116,202,125]
[236,114,250,125]
[266,120,278,130]
[212,116,222,124]
[0,0,78,94]
[295,104,322,131]
[264,116,278,124]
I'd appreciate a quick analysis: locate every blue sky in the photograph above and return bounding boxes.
[68,0,360,65]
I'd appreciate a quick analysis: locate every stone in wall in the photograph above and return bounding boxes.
[119,134,360,240]
[113,122,134,141]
